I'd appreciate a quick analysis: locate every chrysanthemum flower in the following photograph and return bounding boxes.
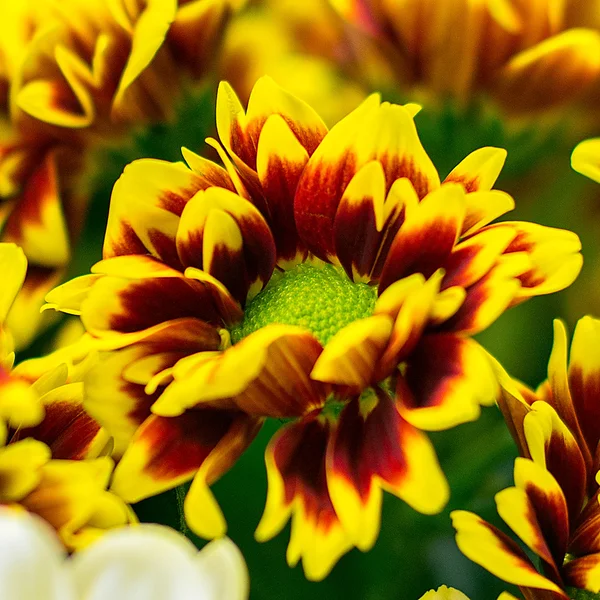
[0,0,245,349]
[0,242,134,549]
[329,0,600,116]
[452,316,600,597]
[47,77,582,579]
[0,508,249,599]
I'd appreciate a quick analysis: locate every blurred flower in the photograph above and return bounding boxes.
[46,77,582,579]
[0,0,245,349]
[0,241,134,549]
[330,0,600,117]
[219,2,365,126]
[572,137,600,183]
[0,507,249,600]
[453,316,600,597]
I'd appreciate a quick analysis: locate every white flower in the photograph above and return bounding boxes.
[0,507,249,600]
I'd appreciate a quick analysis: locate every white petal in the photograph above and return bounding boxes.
[69,524,207,600]
[194,537,249,600]
[0,507,74,600]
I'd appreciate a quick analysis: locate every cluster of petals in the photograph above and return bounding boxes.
[46,76,582,579]
[0,508,249,600]
[0,242,134,550]
[453,316,600,598]
[329,0,600,115]
[0,0,244,349]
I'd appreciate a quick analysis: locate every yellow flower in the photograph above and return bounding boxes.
[454,317,600,597]
[0,508,249,599]
[47,77,582,580]
[330,0,600,116]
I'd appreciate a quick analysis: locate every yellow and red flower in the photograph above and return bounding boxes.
[47,78,582,579]
[330,0,600,117]
[0,0,246,349]
[0,241,134,549]
[453,316,600,598]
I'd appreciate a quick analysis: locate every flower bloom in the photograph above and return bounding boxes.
[0,242,134,549]
[47,77,582,579]
[0,508,249,600]
[0,0,245,349]
[452,317,600,597]
[329,0,600,116]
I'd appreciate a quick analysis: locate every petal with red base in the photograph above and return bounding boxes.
[85,318,220,456]
[460,190,515,238]
[311,315,392,392]
[175,186,276,303]
[256,114,310,265]
[111,409,259,504]
[497,458,568,574]
[11,382,109,461]
[374,272,442,379]
[104,159,214,264]
[378,184,465,292]
[451,510,567,596]
[80,268,239,337]
[294,95,439,260]
[441,252,528,334]
[0,440,51,502]
[255,415,353,581]
[333,161,386,281]
[487,222,582,301]
[184,414,263,539]
[217,77,327,173]
[1,152,69,268]
[152,325,323,418]
[442,226,516,290]
[399,335,498,430]
[568,316,600,457]
[444,147,507,194]
[327,393,448,551]
[523,401,586,524]
[563,553,600,592]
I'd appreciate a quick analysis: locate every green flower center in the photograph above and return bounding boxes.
[230,263,378,345]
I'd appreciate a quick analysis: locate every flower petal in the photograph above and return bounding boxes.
[111,410,258,505]
[379,183,465,292]
[327,393,448,551]
[572,138,600,184]
[153,325,323,418]
[0,243,27,323]
[451,510,566,596]
[255,415,353,581]
[399,335,498,430]
[294,95,439,260]
[444,147,507,193]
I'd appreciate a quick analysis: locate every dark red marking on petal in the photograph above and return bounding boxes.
[140,410,243,482]
[334,194,380,281]
[110,278,227,332]
[379,210,459,293]
[260,151,307,263]
[273,415,339,531]
[109,222,149,258]
[569,364,600,464]
[329,393,413,500]
[294,151,358,260]
[445,174,480,193]
[148,229,184,271]
[11,401,100,460]
[377,153,432,200]
[402,334,467,410]
[570,491,600,555]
